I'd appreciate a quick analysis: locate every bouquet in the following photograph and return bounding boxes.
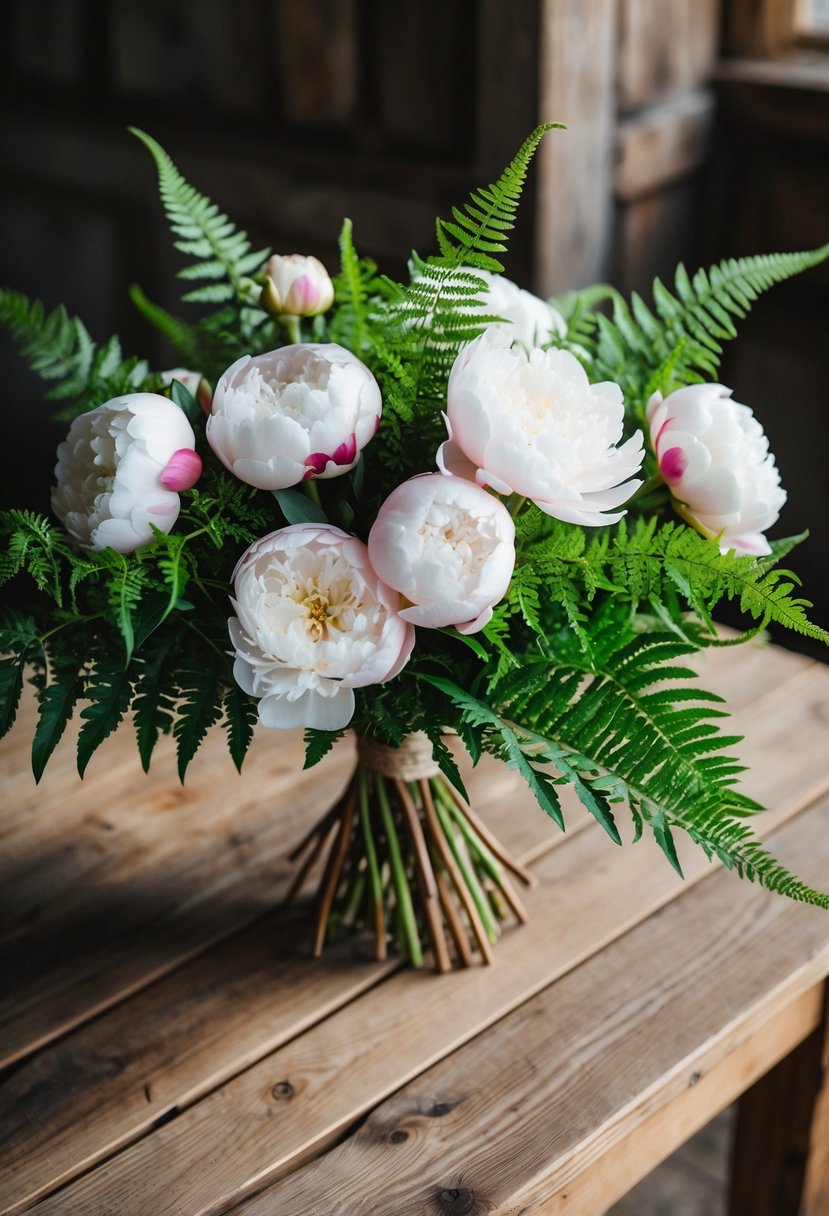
[2,124,828,972]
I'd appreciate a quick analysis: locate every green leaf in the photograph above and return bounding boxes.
[273,487,328,525]
[77,656,133,776]
[223,683,258,772]
[173,652,222,780]
[133,632,179,771]
[32,659,83,782]
[170,377,203,425]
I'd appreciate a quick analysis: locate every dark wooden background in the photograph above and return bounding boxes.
[1,0,828,641]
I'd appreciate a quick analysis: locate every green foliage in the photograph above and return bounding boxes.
[558,245,829,416]
[131,127,269,304]
[2,125,828,918]
[0,289,155,419]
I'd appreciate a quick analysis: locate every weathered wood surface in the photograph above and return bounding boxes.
[232,803,829,1216]
[730,986,829,1216]
[617,0,721,111]
[2,640,829,1215]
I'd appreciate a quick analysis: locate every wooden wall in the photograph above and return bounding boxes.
[2,0,827,640]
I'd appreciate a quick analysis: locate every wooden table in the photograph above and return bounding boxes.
[1,637,829,1215]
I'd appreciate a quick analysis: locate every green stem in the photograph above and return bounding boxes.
[506,493,526,519]
[282,315,302,345]
[627,474,666,506]
[359,768,385,940]
[435,783,504,887]
[432,785,500,942]
[304,479,323,511]
[376,774,422,967]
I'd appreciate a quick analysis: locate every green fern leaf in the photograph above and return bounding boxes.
[77,655,133,776]
[131,128,269,302]
[32,657,83,782]
[223,682,258,772]
[129,283,197,362]
[173,651,222,780]
[133,632,178,771]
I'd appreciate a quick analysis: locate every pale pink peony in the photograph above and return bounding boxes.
[367,473,515,635]
[229,524,415,731]
[260,254,334,318]
[52,393,201,553]
[207,344,382,491]
[648,383,787,556]
[438,332,644,526]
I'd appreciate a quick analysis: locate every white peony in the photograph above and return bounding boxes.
[648,383,787,556]
[367,473,515,635]
[206,344,382,491]
[51,393,201,553]
[476,269,566,348]
[229,524,415,731]
[438,332,644,526]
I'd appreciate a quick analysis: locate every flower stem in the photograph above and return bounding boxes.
[359,768,387,958]
[506,493,527,519]
[375,774,422,967]
[282,315,302,345]
[432,785,500,943]
[304,479,323,510]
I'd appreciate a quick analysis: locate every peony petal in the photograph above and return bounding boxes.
[258,686,356,730]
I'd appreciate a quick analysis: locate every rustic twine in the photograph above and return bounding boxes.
[356,732,440,781]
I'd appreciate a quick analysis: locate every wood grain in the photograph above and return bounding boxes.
[730,985,828,1215]
[617,0,721,111]
[535,0,617,294]
[22,656,829,1216]
[1,643,824,1214]
[803,994,829,1215]
[615,90,715,202]
[237,802,829,1216]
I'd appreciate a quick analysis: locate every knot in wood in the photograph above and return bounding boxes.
[357,732,439,781]
[389,1128,408,1144]
[430,1101,453,1117]
[270,1081,294,1101]
[437,1187,475,1214]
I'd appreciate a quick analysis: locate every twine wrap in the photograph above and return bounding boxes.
[356,731,440,781]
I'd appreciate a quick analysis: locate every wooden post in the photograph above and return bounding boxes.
[535,0,617,295]
[730,982,829,1216]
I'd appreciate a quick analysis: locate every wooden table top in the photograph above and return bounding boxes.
[2,637,829,1215]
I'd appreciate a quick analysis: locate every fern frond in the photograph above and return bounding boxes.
[476,611,829,907]
[565,244,829,414]
[129,283,198,363]
[131,128,269,304]
[77,655,133,776]
[610,520,829,644]
[0,509,75,605]
[0,288,156,418]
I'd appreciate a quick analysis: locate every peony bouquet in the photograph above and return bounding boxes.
[2,124,828,970]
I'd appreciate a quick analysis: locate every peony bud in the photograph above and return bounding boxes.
[648,383,787,556]
[260,254,334,318]
[160,448,203,492]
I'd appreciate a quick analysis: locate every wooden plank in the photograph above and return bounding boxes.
[532,989,825,1216]
[25,674,829,1216]
[730,985,828,1215]
[617,0,721,112]
[0,635,812,1071]
[535,0,617,294]
[0,754,571,1215]
[803,993,829,1215]
[233,802,829,1216]
[615,90,715,201]
[723,0,797,56]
